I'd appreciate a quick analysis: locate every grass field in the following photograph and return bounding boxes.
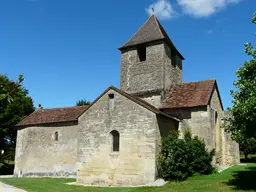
[1,162,256,192]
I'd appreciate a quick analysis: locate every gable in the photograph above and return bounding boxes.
[79,89,156,122]
[79,86,179,122]
[209,84,224,111]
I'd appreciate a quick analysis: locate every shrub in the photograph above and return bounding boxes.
[158,130,215,181]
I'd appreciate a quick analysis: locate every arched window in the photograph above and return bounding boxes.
[55,132,59,141]
[110,130,120,152]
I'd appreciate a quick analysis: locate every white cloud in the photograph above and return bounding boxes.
[146,0,175,20]
[177,0,241,17]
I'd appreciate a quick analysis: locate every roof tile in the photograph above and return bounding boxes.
[161,80,216,109]
[17,106,88,127]
[119,15,184,59]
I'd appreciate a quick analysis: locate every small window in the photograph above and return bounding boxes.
[110,130,120,152]
[108,93,115,110]
[54,132,58,141]
[108,94,114,99]
[137,46,146,62]
[171,50,177,67]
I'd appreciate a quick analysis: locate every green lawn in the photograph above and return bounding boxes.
[1,163,256,192]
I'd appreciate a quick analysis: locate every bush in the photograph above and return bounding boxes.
[158,130,215,181]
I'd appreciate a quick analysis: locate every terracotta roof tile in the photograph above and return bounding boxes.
[17,106,88,127]
[161,80,216,109]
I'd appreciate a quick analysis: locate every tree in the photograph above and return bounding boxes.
[0,74,24,103]
[223,12,256,159]
[0,74,34,157]
[76,99,90,106]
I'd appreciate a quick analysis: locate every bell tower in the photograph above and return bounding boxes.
[119,14,184,107]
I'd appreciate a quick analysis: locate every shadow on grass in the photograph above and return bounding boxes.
[225,166,256,191]
[240,156,256,163]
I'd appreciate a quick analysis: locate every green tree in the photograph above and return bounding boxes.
[224,12,256,143]
[76,99,90,106]
[0,74,34,157]
[158,130,214,181]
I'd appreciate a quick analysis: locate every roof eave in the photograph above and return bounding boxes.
[118,39,185,60]
[16,120,79,129]
[160,105,208,110]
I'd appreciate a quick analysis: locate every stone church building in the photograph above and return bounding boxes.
[15,14,240,186]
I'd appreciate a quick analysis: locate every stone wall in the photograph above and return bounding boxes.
[209,86,240,166]
[221,111,240,165]
[14,123,78,177]
[140,95,162,108]
[209,86,223,164]
[163,107,214,150]
[77,89,178,186]
[120,42,181,96]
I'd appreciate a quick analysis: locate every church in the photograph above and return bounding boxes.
[14,14,240,186]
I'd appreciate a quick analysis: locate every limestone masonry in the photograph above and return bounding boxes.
[15,14,240,186]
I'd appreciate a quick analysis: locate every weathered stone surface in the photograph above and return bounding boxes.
[76,89,177,186]
[120,42,182,97]
[164,107,214,150]
[14,124,78,178]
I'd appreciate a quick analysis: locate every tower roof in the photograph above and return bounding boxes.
[119,14,184,60]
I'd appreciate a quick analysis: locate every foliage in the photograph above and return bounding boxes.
[76,99,90,106]
[158,130,215,181]
[0,74,24,103]
[224,12,256,141]
[239,138,256,160]
[0,74,34,160]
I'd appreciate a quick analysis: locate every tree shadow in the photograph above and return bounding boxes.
[225,166,256,190]
[240,156,256,163]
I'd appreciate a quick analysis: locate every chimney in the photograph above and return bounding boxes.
[38,104,44,111]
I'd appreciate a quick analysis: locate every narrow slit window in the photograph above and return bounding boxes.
[137,46,146,62]
[171,49,177,66]
[55,132,58,141]
[108,94,115,110]
[110,130,120,152]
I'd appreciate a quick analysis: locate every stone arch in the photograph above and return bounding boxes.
[54,131,59,141]
[109,130,120,152]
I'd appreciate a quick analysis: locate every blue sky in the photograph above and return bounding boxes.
[1,0,255,109]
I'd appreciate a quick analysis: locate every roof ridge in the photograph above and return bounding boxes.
[182,79,216,84]
[153,15,165,39]
[119,15,159,49]
[37,105,89,111]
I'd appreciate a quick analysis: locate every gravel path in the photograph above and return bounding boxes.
[0,182,27,192]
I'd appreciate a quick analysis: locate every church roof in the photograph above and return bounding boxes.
[161,80,222,109]
[86,86,180,122]
[17,86,179,127]
[119,14,184,60]
[16,106,88,127]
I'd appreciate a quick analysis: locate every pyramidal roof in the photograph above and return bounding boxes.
[119,14,184,60]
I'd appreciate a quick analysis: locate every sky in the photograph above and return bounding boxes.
[0,0,255,109]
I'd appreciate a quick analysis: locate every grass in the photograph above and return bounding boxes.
[1,163,256,192]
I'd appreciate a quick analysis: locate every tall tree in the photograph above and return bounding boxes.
[0,74,34,153]
[76,99,90,106]
[224,12,256,144]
